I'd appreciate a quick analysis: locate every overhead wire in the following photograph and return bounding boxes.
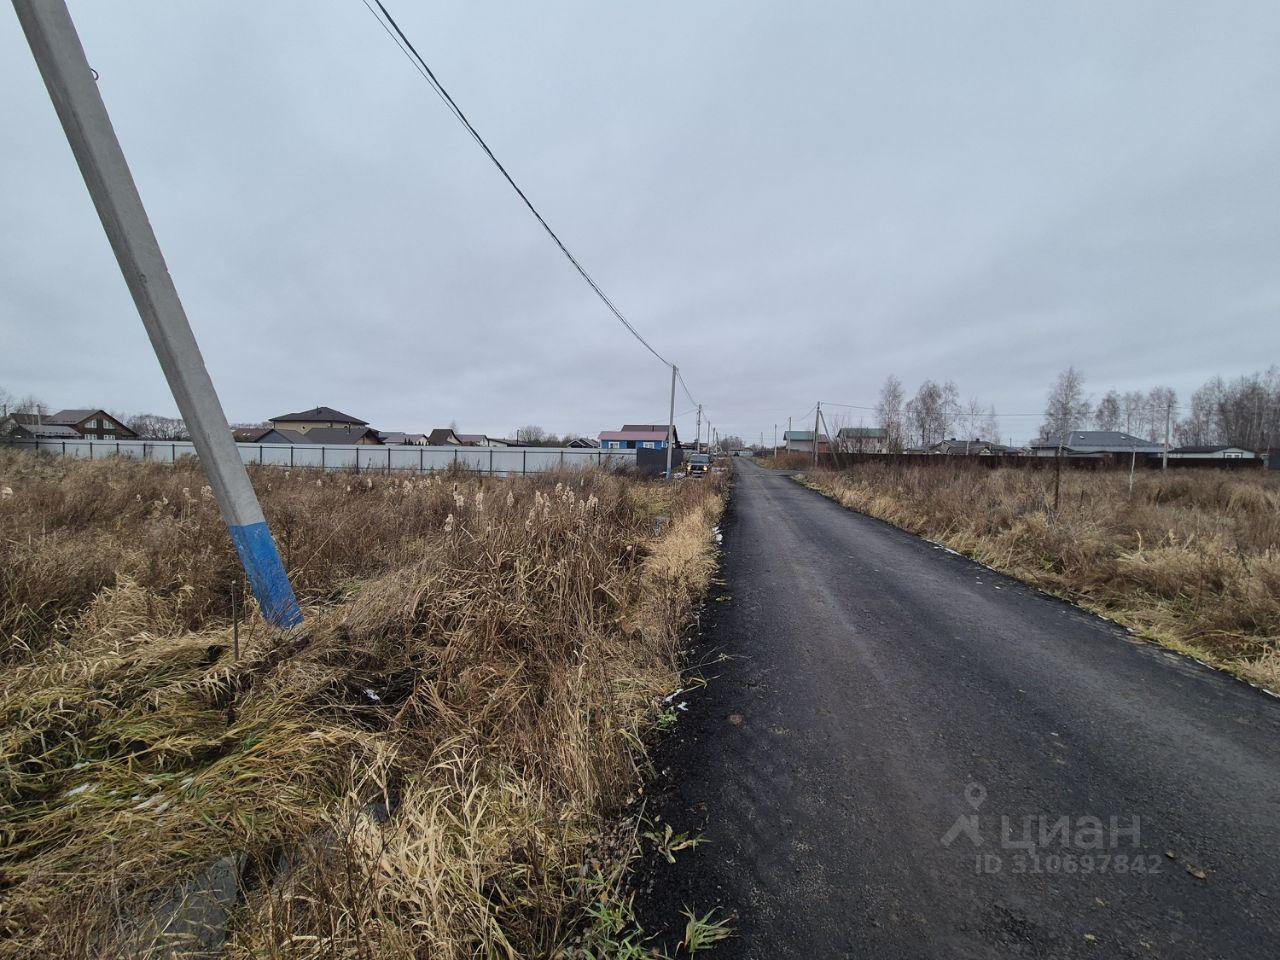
[359,0,672,368]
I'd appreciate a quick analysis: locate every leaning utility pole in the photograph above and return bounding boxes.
[14,0,302,627]
[665,364,677,478]
[813,402,822,467]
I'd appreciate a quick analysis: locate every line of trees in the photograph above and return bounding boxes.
[868,365,1280,453]
[1041,366,1280,450]
[870,376,1000,451]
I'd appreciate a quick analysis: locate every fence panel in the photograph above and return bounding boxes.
[6,438,636,477]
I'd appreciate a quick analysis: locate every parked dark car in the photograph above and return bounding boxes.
[685,453,711,476]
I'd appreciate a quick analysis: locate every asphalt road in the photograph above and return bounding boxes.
[636,460,1280,959]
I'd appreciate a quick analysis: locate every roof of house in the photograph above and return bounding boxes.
[1171,444,1248,454]
[269,406,368,426]
[378,431,428,444]
[567,437,600,448]
[232,427,275,443]
[456,433,501,446]
[838,427,887,439]
[2,417,81,438]
[427,428,463,445]
[1032,430,1164,453]
[47,408,106,425]
[273,427,381,445]
[599,427,678,442]
[620,424,671,433]
[933,437,996,452]
[784,430,817,441]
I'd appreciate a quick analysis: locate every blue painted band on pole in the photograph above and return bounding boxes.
[228,521,303,628]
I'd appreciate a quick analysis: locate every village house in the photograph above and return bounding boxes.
[457,434,511,447]
[599,424,679,450]
[836,426,889,453]
[232,427,298,444]
[1,412,82,440]
[1168,445,1257,460]
[930,437,1017,456]
[427,428,464,446]
[379,432,431,446]
[783,429,829,454]
[1029,431,1164,458]
[3,408,139,440]
[267,406,381,445]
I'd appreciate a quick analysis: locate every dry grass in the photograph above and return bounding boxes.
[0,450,725,958]
[800,463,1280,691]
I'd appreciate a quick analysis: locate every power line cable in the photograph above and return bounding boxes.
[360,0,671,367]
[676,369,698,407]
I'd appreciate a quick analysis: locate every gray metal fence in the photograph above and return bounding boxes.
[2,438,636,476]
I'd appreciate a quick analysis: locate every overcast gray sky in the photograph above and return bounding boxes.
[3,1,1278,444]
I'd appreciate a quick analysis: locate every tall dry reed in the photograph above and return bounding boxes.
[0,450,725,958]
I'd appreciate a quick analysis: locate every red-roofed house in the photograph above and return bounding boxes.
[598,424,679,450]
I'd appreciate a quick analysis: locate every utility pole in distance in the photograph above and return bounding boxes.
[14,0,302,627]
[665,364,677,478]
[695,403,702,454]
[813,402,822,467]
[1162,396,1172,470]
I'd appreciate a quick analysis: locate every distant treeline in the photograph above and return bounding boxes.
[860,367,1280,451]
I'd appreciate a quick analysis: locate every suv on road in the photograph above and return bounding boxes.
[685,453,711,477]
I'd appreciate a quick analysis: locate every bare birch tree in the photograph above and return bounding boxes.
[1040,366,1091,439]
[876,375,906,452]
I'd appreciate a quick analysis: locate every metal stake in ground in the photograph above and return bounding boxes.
[13,0,302,628]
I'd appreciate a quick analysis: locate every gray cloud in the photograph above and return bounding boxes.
[3,0,1277,444]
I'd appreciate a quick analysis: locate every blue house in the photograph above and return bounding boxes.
[598,424,679,450]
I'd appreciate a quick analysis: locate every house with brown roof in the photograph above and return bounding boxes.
[41,408,138,440]
[427,428,464,446]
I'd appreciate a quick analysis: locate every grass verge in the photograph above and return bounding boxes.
[0,450,727,958]
[797,463,1280,692]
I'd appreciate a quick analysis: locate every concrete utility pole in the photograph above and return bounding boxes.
[820,407,841,470]
[14,0,302,627]
[773,423,777,452]
[665,364,677,478]
[813,402,822,467]
[1162,397,1172,470]
[695,403,702,454]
